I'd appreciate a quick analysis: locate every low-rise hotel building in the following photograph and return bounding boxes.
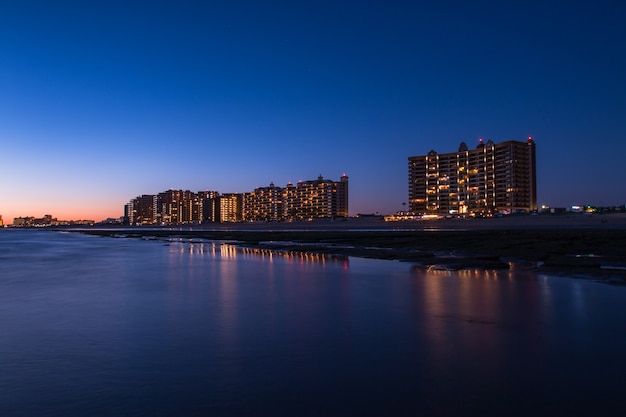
[408,139,536,215]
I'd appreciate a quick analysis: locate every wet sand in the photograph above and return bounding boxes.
[74,213,626,281]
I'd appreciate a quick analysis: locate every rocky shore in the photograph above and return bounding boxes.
[71,214,626,282]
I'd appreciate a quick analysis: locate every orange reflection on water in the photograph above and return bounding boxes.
[165,239,349,267]
[239,246,349,267]
[410,266,545,377]
[220,244,238,259]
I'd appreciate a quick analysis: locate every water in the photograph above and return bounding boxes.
[1,230,625,416]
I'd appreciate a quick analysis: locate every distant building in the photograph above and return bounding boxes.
[335,174,349,217]
[408,139,536,215]
[283,174,349,220]
[123,174,349,225]
[126,194,158,225]
[12,215,56,227]
[243,183,284,222]
[197,191,220,223]
[220,193,243,222]
[13,217,33,227]
[123,202,132,225]
[157,190,184,225]
[157,190,203,224]
[34,214,54,226]
[100,218,123,225]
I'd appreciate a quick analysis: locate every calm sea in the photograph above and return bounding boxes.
[1,229,625,416]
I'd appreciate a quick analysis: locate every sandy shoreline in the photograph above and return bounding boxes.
[62,213,626,283]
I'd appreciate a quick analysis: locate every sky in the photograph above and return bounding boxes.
[1,0,625,222]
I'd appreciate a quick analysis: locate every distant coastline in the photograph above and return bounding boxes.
[62,213,626,283]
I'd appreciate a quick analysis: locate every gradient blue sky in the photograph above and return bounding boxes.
[1,0,625,222]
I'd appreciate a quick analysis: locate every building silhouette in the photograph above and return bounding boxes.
[408,139,536,215]
[197,191,220,222]
[125,195,157,225]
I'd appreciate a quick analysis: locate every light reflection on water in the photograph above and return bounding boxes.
[1,230,625,416]
[166,239,350,267]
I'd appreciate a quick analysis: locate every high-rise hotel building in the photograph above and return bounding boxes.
[243,182,284,222]
[284,174,349,220]
[124,175,348,225]
[408,139,536,215]
[125,194,157,225]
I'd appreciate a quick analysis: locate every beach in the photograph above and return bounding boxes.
[73,213,626,281]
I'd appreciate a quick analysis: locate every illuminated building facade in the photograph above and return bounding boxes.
[335,174,349,217]
[12,217,33,227]
[125,190,219,225]
[10,215,93,227]
[197,191,220,223]
[243,183,284,221]
[408,139,536,215]
[284,174,349,220]
[220,193,243,223]
[157,190,205,224]
[123,174,348,224]
[126,194,158,225]
[157,190,185,224]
